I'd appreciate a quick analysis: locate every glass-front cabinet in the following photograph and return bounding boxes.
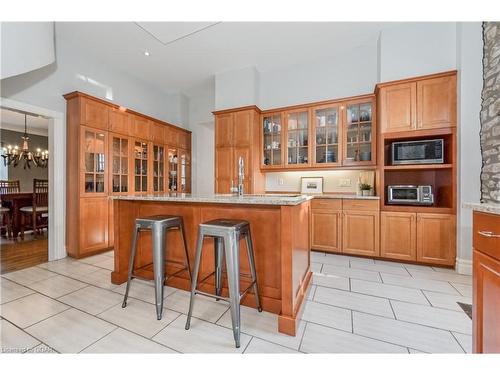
[262,112,283,168]
[168,147,178,192]
[344,99,375,165]
[153,144,165,192]
[133,140,149,193]
[179,149,191,193]
[313,105,341,166]
[81,127,107,195]
[110,135,129,194]
[285,110,310,167]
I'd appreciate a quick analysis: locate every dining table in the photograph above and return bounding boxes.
[0,192,33,238]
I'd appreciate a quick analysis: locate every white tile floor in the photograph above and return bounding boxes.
[0,250,472,354]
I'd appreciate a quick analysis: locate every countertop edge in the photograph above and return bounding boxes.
[112,195,314,206]
[463,202,500,215]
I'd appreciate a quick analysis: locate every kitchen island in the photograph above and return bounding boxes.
[111,193,312,336]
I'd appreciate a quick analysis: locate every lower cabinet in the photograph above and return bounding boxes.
[79,197,109,255]
[380,212,416,261]
[416,213,456,266]
[311,209,342,252]
[343,210,380,257]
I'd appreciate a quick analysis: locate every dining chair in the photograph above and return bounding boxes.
[19,179,48,239]
[0,180,20,238]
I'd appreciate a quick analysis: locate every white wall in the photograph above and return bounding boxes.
[456,22,483,272]
[259,38,378,109]
[1,22,55,80]
[1,31,187,128]
[215,66,259,110]
[379,22,457,82]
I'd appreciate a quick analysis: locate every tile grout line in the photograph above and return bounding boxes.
[297,321,308,353]
[77,326,120,354]
[388,299,397,320]
[450,330,467,353]
[241,336,254,353]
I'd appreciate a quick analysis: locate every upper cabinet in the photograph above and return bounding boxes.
[378,71,456,133]
[343,98,376,165]
[81,98,109,130]
[262,112,283,168]
[130,115,151,140]
[285,109,310,167]
[109,108,130,135]
[312,104,341,167]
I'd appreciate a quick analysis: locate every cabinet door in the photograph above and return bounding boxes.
[178,148,191,193]
[343,100,376,165]
[473,249,500,353]
[153,144,166,192]
[132,140,150,193]
[151,123,165,144]
[130,115,151,140]
[380,212,416,261]
[262,113,283,168]
[233,111,253,147]
[81,98,109,130]
[343,210,380,257]
[215,113,233,147]
[416,213,456,265]
[109,134,131,195]
[215,147,233,193]
[313,104,341,167]
[81,127,108,196]
[165,127,179,147]
[311,209,342,252]
[178,131,190,150]
[79,197,109,253]
[379,82,416,133]
[109,108,130,135]
[417,75,457,130]
[233,146,252,193]
[167,147,179,192]
[285,110,310,167]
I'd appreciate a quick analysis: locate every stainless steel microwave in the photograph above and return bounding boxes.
[387,185,434,205]
[391,139,444,165]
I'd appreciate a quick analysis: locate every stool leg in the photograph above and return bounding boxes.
[179,219,192,281]
[214,237,224,299]
[245,229,262,312]
[185,230,204,330]
[152,223,166,320]
[224,232,241,348]
[122,224,140,308]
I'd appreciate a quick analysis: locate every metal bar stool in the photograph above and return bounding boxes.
[122,215,192,320]
[185,219,262,348]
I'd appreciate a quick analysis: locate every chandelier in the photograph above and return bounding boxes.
[1,114,48,169]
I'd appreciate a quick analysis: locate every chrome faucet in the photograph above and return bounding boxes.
[238,156,244,196]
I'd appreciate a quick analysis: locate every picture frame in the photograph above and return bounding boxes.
[300,177,324,194]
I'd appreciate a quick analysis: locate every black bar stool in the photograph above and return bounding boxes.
[185,219,262,348]
[122,215,191,320]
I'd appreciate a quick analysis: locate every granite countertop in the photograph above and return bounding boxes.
[312,194,380,200]
[113,193,313,206]
[463,202,500,215]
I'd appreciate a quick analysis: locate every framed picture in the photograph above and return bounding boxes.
[300,177,323,194]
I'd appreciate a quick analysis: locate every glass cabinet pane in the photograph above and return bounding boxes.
[168,148,178,192]
[134,141,148,192]
[314,107,339,164]
[153,145,165,192]
[263,114,282,166]
[345,102,373,163]
[111,136,129,194]
[286,111,309,165]
[83,129,107,193]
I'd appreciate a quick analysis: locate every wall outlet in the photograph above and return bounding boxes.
[339,179,351,187]
[278,178,284,186]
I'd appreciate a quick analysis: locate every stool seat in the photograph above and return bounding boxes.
[200,219,249,230]
[136,215,183,228]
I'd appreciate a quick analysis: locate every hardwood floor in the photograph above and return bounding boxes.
[0,233,48,274]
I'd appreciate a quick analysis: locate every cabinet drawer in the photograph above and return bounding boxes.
[312,198,342,210]
[473,211,500,261]
[342,199,379,211]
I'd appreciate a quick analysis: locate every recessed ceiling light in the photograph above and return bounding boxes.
[144,51,150,56]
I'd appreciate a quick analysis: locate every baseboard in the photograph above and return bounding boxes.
[455,258,473,275]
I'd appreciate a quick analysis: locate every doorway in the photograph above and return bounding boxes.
[0,97,65,273]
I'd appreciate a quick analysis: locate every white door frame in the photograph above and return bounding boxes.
[1,97,66,261]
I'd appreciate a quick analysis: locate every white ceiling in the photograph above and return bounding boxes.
[55,22,400,94]
[0,108,49,136]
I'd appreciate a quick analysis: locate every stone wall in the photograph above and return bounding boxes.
[481,22,500,203]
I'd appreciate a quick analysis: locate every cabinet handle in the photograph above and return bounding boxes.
[478,230,500,238]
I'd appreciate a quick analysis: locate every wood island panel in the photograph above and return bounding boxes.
[111,199,312,336]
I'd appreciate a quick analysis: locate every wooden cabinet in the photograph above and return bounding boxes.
[473,211,500,353]
[310,199,342,252]
[343,209,380,257]
[312,104,342,167]
[343,98,376,165]
[64,91,191,258]
[416,213,455,266]
[262,112,283,168]
[380,212,416,261]
[379,82,416,133]
[214,107,264,194]
[378,71,456,133]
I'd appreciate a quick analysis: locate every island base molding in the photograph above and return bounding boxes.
[111,199,312,336]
